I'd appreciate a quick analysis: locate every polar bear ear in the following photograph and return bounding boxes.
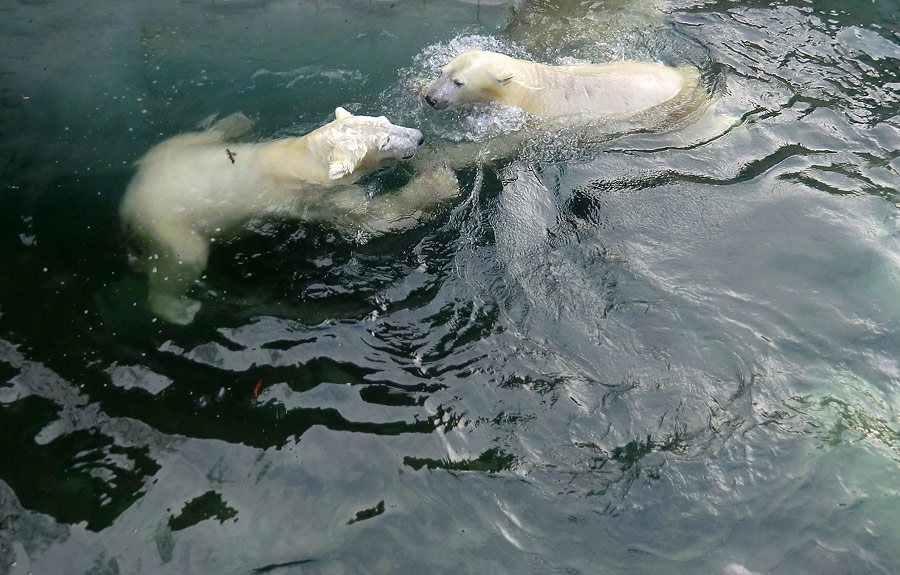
[334,107,353,120]
[328,137,368,180]
[495,69,515,85]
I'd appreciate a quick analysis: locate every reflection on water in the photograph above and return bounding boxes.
[2,0,900,573]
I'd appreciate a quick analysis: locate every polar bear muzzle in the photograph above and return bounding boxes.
[382,126,424,160]
[424,78,461,110]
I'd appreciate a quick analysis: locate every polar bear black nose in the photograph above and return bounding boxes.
[425,92,450,110]
[416,132,425,146]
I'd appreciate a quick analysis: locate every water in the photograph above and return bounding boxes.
[2,0,900,573]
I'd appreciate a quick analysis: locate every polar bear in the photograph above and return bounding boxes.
[120,108,457,325]
[424,50,706,124]
[506,0,668,55]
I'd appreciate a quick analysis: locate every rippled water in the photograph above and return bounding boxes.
[2,1,900,573]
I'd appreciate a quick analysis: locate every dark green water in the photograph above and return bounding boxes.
[2,0,900,573]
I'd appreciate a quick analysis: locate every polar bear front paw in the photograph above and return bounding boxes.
[407,165,460,203]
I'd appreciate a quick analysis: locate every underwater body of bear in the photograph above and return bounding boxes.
[119,108,458,325]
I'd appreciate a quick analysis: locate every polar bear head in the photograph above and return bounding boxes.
[424,50,516,111]
[311,107,425,181]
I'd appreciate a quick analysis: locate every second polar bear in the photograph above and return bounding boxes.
[424,49,706,125]
[120,107,458,325]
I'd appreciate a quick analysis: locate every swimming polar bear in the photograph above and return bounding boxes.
[424,49,706,124]
[120,108,457,325]
[506,0,669,55]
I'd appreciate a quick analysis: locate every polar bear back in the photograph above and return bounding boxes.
[120,137,274,239]
[513,61,695,118]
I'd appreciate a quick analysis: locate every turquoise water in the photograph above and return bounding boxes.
[2,0,900,573]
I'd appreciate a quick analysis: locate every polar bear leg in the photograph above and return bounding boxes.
[147,290,202,326]
[665,100,743,147]
[350,166,460,234]
[196,113,254,141]
[143,228,210,325]
[210,112,254,139]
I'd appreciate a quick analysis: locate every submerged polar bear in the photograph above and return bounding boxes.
[505,0,669,55]
[120,108,457,325]
[424,49,706,124]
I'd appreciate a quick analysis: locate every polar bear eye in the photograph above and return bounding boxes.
[452,78,465,87]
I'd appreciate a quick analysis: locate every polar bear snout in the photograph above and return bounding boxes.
[383,127,424,160]
[424,91,446,110]
[424,82,453,110]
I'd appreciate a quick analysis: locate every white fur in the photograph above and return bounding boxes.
[425,50,706,123]
[120,108,457,325]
